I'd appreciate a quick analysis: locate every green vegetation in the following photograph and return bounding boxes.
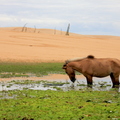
[0,89,120,120]
[0,62,64,77]
[0,62,120,120]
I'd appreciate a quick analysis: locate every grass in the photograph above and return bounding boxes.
[0,73,29,78]
[0,89,120,120]
[0,62,64,77]
[0,62,120,120]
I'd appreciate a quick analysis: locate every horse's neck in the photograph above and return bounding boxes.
[70,62,82,73]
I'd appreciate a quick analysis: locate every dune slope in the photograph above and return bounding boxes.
[0,27,120,62]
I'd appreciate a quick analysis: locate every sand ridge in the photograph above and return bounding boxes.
[0,27,120,63]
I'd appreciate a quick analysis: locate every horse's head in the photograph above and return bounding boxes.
[62,61,76,83]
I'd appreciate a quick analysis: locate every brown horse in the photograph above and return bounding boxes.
[62,55,120,88]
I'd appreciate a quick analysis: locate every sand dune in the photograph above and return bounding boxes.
[0,27,120,62]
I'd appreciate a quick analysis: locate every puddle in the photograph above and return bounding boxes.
[0,74,120,93]
[0,82,56,91]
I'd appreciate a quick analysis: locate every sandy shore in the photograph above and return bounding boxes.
[0,74,85,82]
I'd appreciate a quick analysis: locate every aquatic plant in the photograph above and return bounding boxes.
[0,90,120,120]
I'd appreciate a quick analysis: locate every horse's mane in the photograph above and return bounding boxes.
[65,55,95,64]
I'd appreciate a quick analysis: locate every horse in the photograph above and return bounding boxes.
[62,55,120,88]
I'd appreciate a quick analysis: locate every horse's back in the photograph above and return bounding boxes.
[77,57,120,77]
[92,58,120,70]
[91,58,120,76]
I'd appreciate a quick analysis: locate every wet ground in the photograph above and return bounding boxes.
[0,74,120,92]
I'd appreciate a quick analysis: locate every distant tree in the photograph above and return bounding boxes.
[66,23,70,35]
[22,23,27,32]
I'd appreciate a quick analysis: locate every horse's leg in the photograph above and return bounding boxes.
[110,73,119,88]
[85,75,93,87]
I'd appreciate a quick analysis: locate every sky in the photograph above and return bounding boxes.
[0,0,120,36]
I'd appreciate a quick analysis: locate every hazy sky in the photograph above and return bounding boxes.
[0,0,120,36]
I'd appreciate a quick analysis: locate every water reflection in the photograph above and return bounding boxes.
[0,75,119,92]
[0,82,56,91]
[0,81,119,92]
[61,83,118,92]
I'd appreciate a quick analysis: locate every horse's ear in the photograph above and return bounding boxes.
[62,64,67,69]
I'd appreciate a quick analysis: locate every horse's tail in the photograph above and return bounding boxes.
[118,60,120,75]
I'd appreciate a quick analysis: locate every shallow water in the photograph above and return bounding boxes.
[0,74,119,92]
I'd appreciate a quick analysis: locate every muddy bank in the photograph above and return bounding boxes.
[0,74,114,84]
[0,74,70,82]
[0,74,113,83]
